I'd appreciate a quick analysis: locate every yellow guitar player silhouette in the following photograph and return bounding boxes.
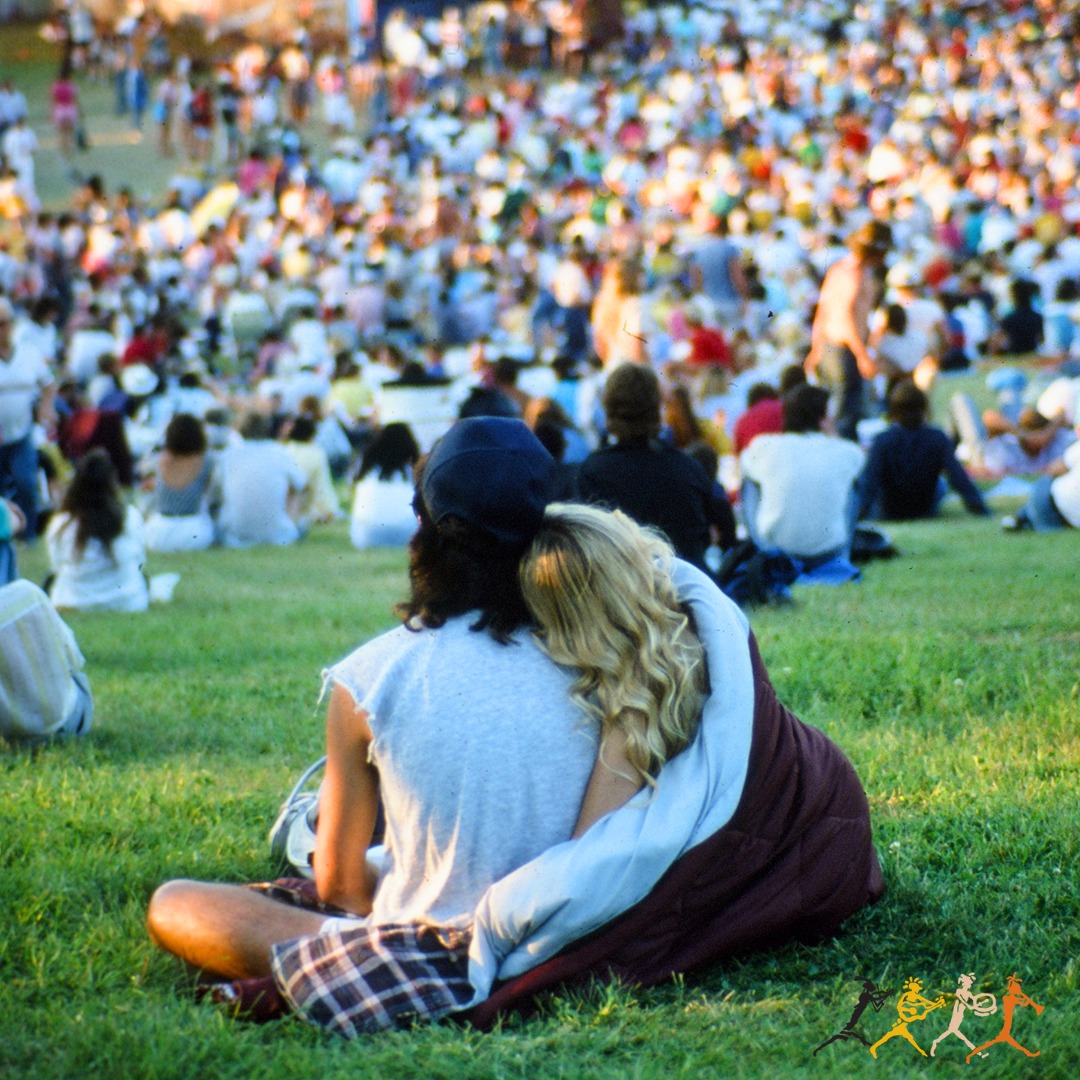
[868,976,946,1058]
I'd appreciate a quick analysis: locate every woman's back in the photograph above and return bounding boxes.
[47,504,148,612]
[154,453,212,516]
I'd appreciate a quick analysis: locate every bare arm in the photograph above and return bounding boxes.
[572,726,644,838]
[2,497,25,536]
[813,258,877,377]
[314,683,381,914]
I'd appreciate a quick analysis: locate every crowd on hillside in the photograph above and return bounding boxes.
[1,0,1080,634]
[1,3,1077,1050]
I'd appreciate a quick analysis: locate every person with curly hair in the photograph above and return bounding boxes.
[519,503,707,832]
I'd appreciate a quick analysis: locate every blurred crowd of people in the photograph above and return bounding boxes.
[1,0,1080,621]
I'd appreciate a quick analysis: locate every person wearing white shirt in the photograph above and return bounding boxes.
[12,297,60,365]
[741,385,866,563]
[551,241,593,357]
[349,422,419,549]
[0,117,38,211]
[65,316,118,386]
[0,579,93,741]
[46,450,149,613]
[212,413,307,547]
[0,298,52,538]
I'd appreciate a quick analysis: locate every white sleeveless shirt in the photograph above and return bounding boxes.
[327,617,598,927]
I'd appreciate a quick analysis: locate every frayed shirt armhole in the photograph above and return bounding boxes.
[319,667,379,764]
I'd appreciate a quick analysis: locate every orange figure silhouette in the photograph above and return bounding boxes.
[868,976,946,1058]
[929,972,997,1057]
[965,973,1044,1063]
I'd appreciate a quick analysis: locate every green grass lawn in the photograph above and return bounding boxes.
[1,19,1077,1078]
[2,512,1077,1080]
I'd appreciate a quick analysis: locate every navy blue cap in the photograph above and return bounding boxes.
[421,417,555,551]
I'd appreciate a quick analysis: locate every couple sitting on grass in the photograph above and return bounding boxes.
[147,417,883,1036]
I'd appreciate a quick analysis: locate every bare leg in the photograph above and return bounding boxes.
[146,879,329,981]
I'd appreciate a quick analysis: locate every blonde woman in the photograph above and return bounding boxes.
[520,504,707,834]
[461,499,883,1021]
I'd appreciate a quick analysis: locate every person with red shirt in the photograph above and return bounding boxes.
[734,364,809,455]
[684,300,732,369]
[733,384,783,456]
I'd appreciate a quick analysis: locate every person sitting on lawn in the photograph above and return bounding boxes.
[577,362,715,575]
[146,418,599,1016]
[147,450,883,1038]
[859,380,989,521]
[0,578,93,742]
[211,412,307,548]
[739,384,865,566]
[1002,434,1080,532]
[45,449,149,613]
[462,503,882,1026]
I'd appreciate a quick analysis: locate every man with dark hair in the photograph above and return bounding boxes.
[733,364,810,455]
[859,380,989,521]
[212,411,307,546]
[806,220,892,440]
[458,356,526,420]
[740,384,865,563]
[147,418,598,996]
[577,363,714,572]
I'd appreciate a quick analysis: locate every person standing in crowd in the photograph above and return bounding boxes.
[0,297,52,540]
[1,116,39,213]
[50,62,81,157]
[689,215,748,331]
[551,239,594,360]
[806,221,892,441]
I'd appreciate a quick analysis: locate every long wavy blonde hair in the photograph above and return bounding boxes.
[520,504,707,787]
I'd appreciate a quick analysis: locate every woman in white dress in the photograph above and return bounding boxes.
[46,449,149,612]
[349,422,421,549]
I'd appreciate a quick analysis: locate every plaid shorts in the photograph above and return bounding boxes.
[271,921,474,1039]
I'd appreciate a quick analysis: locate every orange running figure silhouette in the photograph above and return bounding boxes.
[929,972,997,1058]
[965,973,1044,1063]
[868,976,946,1058]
